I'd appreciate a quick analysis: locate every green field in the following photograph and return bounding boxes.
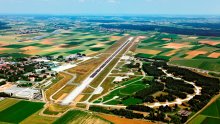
[0,101,44,123]
[0,98,20,111]
[53,110,111,124]
[90,47,105,51]
[119,84,145,95]
[188,98,220,124]
[122,97,143,106]
[170,59,220,72]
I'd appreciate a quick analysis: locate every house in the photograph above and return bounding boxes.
[178,110,192,117]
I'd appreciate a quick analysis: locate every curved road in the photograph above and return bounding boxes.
[89,66,202,108]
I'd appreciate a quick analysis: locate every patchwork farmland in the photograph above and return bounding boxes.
[135,33,220,72]
[0,28,123,57]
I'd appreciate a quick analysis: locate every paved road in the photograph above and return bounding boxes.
[61,37,134,105]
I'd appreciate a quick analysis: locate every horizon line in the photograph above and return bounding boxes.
[0,13,220,17]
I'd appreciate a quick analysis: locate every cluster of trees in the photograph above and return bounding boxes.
[164,66,220,90]
[188,93,213,111]
[147,110,166,122]
[156,94,176,102]
[127,104,186,123]
[169,115,182,124]
[90,105,181,122]
[111,109,144,119]
[134,82,164,100]
[158,105,178,112]
[161,77,195,94]
[135,60,187,103]
[144,96,155,103]
[177,23,220,30]
[126,62,140,68]
[89,106,144,119]
[0,92,11,97]
[0,65,24,82]
[146,111,166,121]
[165,89,187,99]
[0,81,6,86]
[135,91,178,103]
[164,66,220,111]
[101,24,220,37]
[35,76,46,82]
[17,83,33,87]
[142,63,165,77]
[89,106,111,114]
[127,104,184,123]
[90,104,186,123]
[23,64,36,72]
[126,105,154,112]
[137,59,202,103]
[127,105,177,121]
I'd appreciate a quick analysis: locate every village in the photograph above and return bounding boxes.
[0,53,87,100]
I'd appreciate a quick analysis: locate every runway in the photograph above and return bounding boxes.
[61,37,134,105]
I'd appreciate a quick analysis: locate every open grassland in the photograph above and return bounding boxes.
[0,101,44,124]
[53,110,112,124]
[0,98,20,111]
[101,82,145,105]
[89,77,115,102]
[188,98,220,124]
[93,76,145,105]
[53,85,77,100]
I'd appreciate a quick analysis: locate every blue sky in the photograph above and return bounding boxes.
[0,0,219,15]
